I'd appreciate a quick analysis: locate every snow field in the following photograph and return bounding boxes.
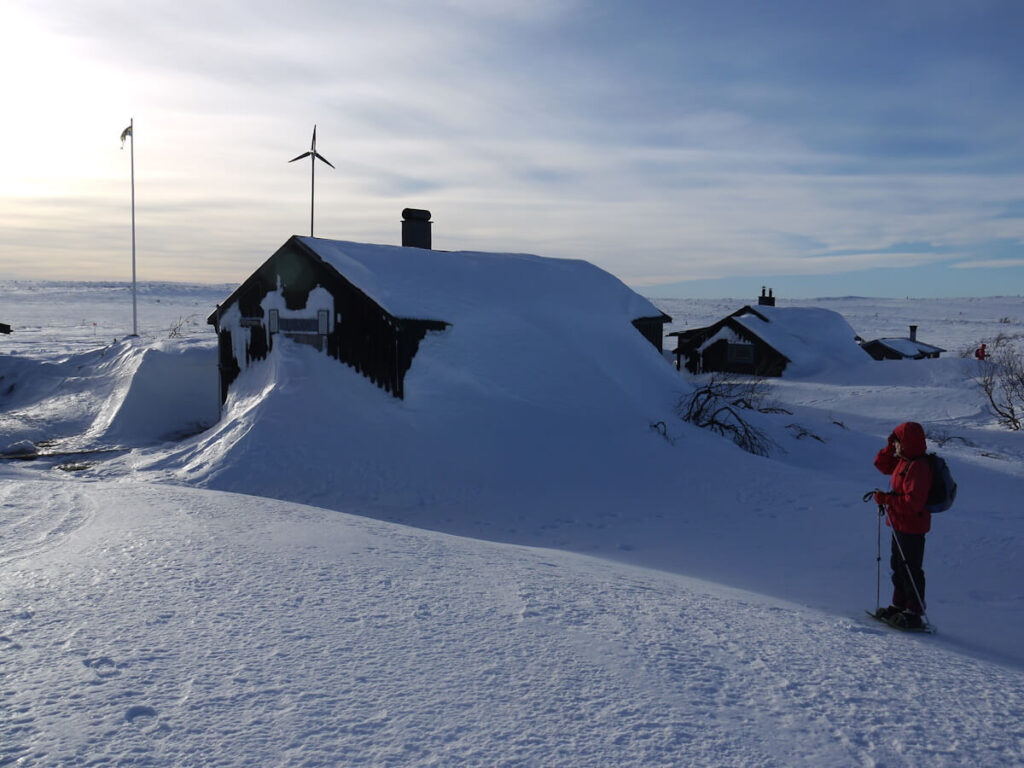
[2,478,1022,767]
[3,283,1024,766]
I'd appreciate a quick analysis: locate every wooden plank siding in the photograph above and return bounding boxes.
[632,315,672,354]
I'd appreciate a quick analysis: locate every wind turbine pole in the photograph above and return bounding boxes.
[289,125,334,238]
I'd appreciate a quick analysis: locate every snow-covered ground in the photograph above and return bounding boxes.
[2,280,1023,766]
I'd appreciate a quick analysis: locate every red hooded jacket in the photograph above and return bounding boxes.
[874,421,932,535]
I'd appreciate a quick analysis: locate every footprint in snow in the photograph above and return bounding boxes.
[83,656,120,678]
[124,705,171,735]
[125,705,158,722]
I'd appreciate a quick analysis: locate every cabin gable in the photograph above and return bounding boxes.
[208,237,447,403]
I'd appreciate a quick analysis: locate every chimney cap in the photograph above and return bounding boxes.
[402,208,431,222]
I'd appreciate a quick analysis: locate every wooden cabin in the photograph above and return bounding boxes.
[669,307,790,376]
[208,228,670,404]
[669,297,869,377]
[860,326,945,360]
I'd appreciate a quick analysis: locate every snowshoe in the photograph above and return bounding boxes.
[890,610,924,630]
[874,605,901,620]
[865,609,935,634]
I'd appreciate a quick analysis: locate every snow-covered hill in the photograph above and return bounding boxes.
[2,282,1023,766]
[3,476,1022,767]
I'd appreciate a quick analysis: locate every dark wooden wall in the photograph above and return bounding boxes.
[632,316,670,353]
[212,239,447,403]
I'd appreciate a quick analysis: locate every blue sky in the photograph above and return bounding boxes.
[2,0,1022,297]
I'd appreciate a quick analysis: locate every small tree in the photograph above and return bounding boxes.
[676,373,788,456]
[976,333,1024,430]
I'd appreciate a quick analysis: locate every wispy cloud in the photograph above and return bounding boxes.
[951,259,1024,270]
[2,0,1022,296]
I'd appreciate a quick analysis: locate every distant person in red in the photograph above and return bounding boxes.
[975,343,987,360]
[873,421,932,629]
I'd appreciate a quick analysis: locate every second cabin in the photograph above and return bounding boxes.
[668,289,870,377]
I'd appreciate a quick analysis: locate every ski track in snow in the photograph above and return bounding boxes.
[2,479,1023,767]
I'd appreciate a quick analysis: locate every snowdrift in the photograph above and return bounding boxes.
[0,338,219,454]
[156,315,709,522]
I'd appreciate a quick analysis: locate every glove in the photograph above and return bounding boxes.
[874,491,890,507]
[884,433,897,455]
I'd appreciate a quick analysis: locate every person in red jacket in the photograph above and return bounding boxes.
[873,421,932,629]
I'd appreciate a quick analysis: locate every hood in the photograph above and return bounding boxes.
[893,421,927,459]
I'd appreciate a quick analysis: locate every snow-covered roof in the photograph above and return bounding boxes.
[730,305,870,376]
[297,237,664,324]
[867,338,945,357]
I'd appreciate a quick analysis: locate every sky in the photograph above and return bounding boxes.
[2,0,1023,298]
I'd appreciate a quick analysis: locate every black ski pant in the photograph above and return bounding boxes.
[891,532,926,614]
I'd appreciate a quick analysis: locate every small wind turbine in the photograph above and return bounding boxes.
[288,125,334,237]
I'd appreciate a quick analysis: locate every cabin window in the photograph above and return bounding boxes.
[268,309,280,334]
[727,342,754,364]
[318,309,329,335]
[279,317,318,332]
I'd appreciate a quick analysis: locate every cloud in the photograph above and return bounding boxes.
[951,259,1024,270]
[2,0,1023,295]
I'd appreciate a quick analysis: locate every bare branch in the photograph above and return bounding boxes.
[676,373,779,456]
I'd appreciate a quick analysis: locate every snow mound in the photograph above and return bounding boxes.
[87,340,220,445]
[161,325,696,519]
[0,338,219,452]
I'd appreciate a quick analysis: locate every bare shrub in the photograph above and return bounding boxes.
[786,424,824,442]
[168,313,203,338]
[168,317,187,338]
[976,334,1024,430]
[926,430,974,448]
[676,374,785,456]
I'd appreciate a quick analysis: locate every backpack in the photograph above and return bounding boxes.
[922,453,957,513]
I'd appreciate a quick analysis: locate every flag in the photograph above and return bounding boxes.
[120,124,132,148]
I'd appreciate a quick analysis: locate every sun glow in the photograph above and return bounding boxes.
[0,6,138,197]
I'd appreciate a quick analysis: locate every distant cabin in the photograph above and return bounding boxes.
[208,229,670,404]
[0,323,10,335]
[668,298,869,377]
[860,325,945,361]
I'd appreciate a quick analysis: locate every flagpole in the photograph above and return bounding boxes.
[129,117,137,336]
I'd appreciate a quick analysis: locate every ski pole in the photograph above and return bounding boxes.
[876,502,882,612]
[862,490,883,612]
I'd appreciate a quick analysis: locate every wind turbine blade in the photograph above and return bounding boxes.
[313,151,335,169]
[311,125,317,150]
[289,151,312,163]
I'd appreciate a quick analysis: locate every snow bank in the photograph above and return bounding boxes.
[89,340,220,445]
[160,328,693,521]
[0,338,219,453]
